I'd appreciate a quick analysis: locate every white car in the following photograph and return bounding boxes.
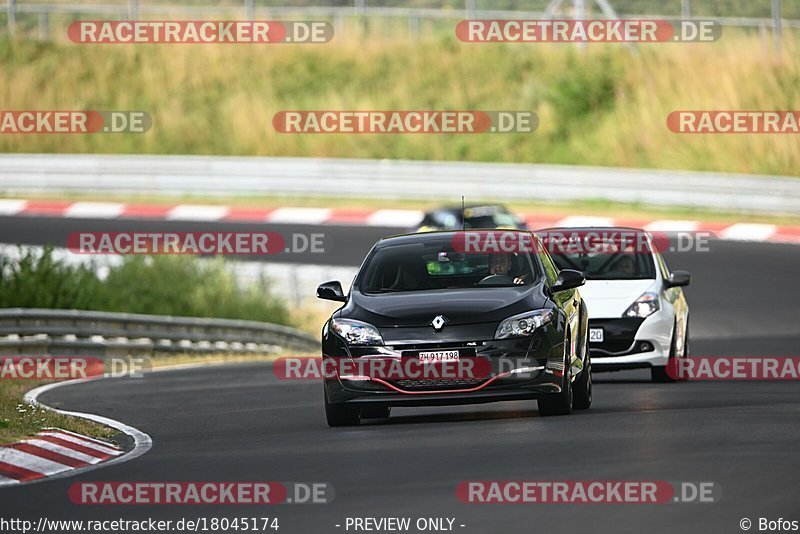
[539,227,691,382]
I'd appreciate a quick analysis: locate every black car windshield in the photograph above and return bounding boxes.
[465,213,519,229]
[550,251,656,280]
[359,242,539,293]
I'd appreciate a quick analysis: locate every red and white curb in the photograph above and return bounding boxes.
[1,199,799,245]
[0,428,123,486]
[0,380,152,488]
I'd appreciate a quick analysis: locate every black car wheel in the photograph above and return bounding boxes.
[682,323,690,358]
[572,337,592,410]
[651,322,680,383]
[324,390,361,427]
[676,323,689,382]
[538,341,574,416]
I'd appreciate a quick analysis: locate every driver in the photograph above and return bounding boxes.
[488,253,526,285]
[615,255,637,275]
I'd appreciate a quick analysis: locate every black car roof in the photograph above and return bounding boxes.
[376,229,539,247]
[429,204,510,214]
[535,226,648,234]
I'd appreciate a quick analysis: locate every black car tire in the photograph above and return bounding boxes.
[538,342,574,416]
[573,338,592,410]
[676,323,689,382]
[683,324,690,358]
[324,391,361,427]
[361,406,391,419]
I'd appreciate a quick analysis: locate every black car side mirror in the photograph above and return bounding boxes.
[551,269,585,293]
[665,270,691,288]
[317,281,348,302]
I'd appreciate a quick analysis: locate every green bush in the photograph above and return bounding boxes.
[545,50,623,140]
[0,248,289,325]
[0,246,102,310]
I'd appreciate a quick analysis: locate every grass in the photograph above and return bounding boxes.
[0,30,798,176]
[0,379,117,445]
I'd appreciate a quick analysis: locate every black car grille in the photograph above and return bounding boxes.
[390,377,486,391]
[589,318,646,355]
[388,341,484,351]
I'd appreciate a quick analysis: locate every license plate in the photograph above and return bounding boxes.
[589,328,604,343]
[417,350,460,363]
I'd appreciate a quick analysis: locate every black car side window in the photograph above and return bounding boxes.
[537,250,560,286]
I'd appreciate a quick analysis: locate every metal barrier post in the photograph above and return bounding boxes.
[8,0,16,38]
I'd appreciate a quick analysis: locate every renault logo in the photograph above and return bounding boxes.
[431,315,447,331]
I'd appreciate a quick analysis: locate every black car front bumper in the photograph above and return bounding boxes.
[323,336,567,407]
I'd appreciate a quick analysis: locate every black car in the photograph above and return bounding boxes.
[417,204,529,232]
[316,230,591,426]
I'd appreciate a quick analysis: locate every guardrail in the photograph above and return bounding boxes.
[2,1,798,40]
[1,154,798,215]
[0,308,319,357]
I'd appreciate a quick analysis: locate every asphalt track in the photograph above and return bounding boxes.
[1,216,799,534]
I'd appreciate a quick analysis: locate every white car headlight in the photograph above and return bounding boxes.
[623,292,660,318]
[331,318,384,346]
[495,309,554,339]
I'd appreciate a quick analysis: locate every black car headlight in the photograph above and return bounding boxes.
[495,309,554,339]
[331,318,384,346]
